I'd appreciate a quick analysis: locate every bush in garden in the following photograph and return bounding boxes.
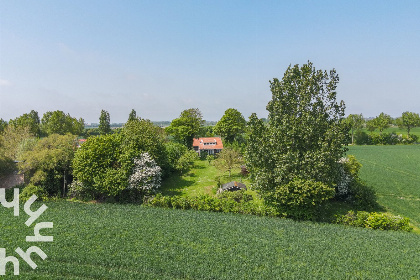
[269,179,335,220]
[336,210,412,232]
[147,193,278,217]
[216,189,253,203]
[336,155,377,209]
[19,184,48,202]
[73,119,167,199]
[128,153,162,194]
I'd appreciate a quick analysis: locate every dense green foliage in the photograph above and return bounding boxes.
[99,109,111,135]
[128,109,137,122]
[246,62,348,203]
[0,118,7,133]
[269,179,335,219]
[40,110,84,136]
[1,201,419,279]
[8,110,41,137]
[148,192,277,216]
[0,125,33,161]
[336,155,378,209]
[73,119,167,198]
[348,145,420,228]
[354,131,418,145]
[165,108,204,148]
[214,147,242,177]
[396,111,420,136]
[336,210,412,232]
[213,108,246,143]
[18,134,77,196]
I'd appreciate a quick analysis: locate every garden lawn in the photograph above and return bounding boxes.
[1,201,419,279]
[161,159,251,197]
[348,145,420,228]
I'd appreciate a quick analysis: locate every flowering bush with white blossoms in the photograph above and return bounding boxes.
[128,153,162,193]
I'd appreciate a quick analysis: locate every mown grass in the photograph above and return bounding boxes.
[161,159,251,197]
[348,145,420,228]
[1,201,419,279]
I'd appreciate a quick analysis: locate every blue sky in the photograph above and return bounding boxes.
[1,1,419,123]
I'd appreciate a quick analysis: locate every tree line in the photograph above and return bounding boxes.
[1,61,419,219]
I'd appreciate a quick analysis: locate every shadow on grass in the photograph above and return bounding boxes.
[315,200,386,223]
[160,173,195,196]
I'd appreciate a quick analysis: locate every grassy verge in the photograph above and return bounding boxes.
[1,201,419,279]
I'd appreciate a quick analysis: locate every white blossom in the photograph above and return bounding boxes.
[128,153,162,193]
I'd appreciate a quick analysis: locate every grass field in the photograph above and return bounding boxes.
[348,145,420,228]
[1,201,419,279]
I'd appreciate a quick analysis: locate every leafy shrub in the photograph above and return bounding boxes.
[269,179,335,220]
[19,184,48,202]
[336,156,377,209]
[148,193,278,217]
[355,131,418,145]
[217,189,253,203]
[336,210,412,232]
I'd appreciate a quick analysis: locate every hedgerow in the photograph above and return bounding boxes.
[335,210,412,232]
[147,192,278,217]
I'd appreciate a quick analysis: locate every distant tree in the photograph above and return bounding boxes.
[197,126,215,137]
[344,114,364,144]
[41,110,84,135]
[214,108,246,143]
[396,111,420,136]
[99,109,111,135]
[215,147,242,177]
[0,119,7,133]
[246,62,348,195]
[9,110,41,137]
[366,119,377,133]
[373,112,392,133]
[19,134,77,196]
[166,108,204,148]
[128,109,137,122]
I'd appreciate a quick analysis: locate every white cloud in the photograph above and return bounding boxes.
[0,79,12,86]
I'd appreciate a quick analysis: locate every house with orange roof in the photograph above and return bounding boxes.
[193,137,223,156]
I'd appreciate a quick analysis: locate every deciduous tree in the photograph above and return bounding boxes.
[99,109,111,135]
[396,111,420,136]
[215,147,242,177]
[214,108,246,143]
[18,134,77,196]
[166,108,204,148]
[246,62,348,195]
[9,110,41,137]
[128,109,137,122]
[373,112,392,133]
[41,110,84,136]
[344,114,364,144]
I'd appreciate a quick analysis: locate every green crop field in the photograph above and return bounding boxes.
[348,145,420,228]
[1,201,419,279]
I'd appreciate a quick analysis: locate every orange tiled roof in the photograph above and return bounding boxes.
[193,137,223,150]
